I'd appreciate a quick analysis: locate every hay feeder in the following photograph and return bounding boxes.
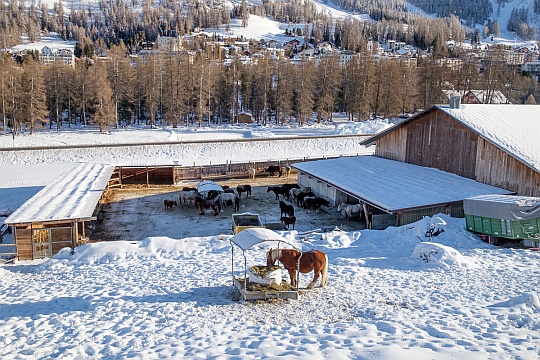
[230,227,300,301]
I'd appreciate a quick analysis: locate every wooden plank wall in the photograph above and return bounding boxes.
[404,111,478,179]
[475,138,540,197]
[374,127,407,162]
[374,108,539,197]
[14,227,32,260]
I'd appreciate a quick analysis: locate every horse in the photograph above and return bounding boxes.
[237,185,252,198]
[283,165,292,177]
[303,196,329,213]
[221,192,240,211]
[266,165,282,177]
[195,195,221,216]
[164,200,177,210]
[247,168,256,180]
[266,248,328,289]
[279,200,295,217]
[281,184,299,200]
[267,186,288,200]
[338,203,363,219]
[179,190,198,207]
[296,191,315,207]
[206,190,221,200]
[280,216,296,230]
[288,187,308,204]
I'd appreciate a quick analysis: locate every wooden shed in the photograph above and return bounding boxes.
[4,163,115,260]
[361,104,540,197]
[237,113,253,124]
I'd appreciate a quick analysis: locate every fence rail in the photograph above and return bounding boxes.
[114,153,363,185]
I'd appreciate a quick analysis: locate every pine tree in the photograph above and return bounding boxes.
[19,59,48,134]
[92,61,115,133]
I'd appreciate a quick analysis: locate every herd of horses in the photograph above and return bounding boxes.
[159,164,340,289]
[172,184,252,215]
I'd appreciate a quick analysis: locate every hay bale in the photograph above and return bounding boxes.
[249,265,282,285]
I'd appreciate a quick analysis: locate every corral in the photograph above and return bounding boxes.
[92,174,359,242]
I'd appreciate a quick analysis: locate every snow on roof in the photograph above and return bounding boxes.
[438,104,540,173]
[5,163,115,225]
[463,194,540,221]
[230,227,290,251]
[293,155,513,212]
[442,90,510,104]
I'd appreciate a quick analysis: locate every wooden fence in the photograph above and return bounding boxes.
[110,154,360,186]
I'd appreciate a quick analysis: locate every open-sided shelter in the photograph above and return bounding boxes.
[293,155,512,229]
[4,163,115,260]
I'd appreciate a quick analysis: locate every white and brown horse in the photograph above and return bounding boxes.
[195,195,221,215]
[266,248,328,288]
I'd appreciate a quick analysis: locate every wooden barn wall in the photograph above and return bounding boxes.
[475,138,540,197]
[14,227,32,260]
[374,127,407,162]
[403,111,478,179]
[120,167,174,185]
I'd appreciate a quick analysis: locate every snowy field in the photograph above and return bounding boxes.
[1,121,540,359]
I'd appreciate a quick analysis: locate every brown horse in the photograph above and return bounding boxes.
[164,200,177,210]
[195,195,221,216]
[266,248,328,289]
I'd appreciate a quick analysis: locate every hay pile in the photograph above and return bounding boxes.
[250,265,280,276]
[236,277,293,292]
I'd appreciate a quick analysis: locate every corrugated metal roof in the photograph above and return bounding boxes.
[5,163,115,225]
[293,155,513,212]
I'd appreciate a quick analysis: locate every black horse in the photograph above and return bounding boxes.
[279,200,295,217]
[296,191,315,207]
[280,216,296,230]
[303,196,329,213]
[281,184,300,200]
[266,165,282,177]
[267,186,288,200]
[237,185,252,198]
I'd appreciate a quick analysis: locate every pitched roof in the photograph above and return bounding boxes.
[292,155,512,212]
[442,90,510,104]
[5,163,115,225]
[361,104,540,173]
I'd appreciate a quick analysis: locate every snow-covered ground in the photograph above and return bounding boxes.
[1,121,540,359]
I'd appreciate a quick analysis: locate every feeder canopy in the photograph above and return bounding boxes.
[196,180,223,194]
[230,228,290,251]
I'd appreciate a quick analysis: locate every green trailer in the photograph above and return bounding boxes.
[464,194,540,246]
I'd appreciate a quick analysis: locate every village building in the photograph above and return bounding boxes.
[157,35,183,52]
[522,60,540,77]
[39,46,75,66]
[441,89,511,104]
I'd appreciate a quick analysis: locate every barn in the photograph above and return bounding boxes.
[293,156,512,229]
[361,103,540,197]
[4,163,115,260]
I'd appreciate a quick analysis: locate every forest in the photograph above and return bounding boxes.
[0,0,539,135]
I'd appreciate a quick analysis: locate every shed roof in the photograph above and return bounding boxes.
[292,155,513,212]
[5,163,115,225]
[361,104,540,173]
